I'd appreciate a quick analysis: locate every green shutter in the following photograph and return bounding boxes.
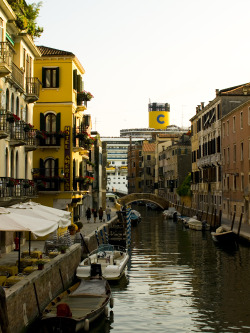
[56,113,61,145]
[73,69,77,90]
[39,158,45,176]
[56,67,59,88]
[77,75,81,92]
[40,113,45,131]
[56,113,61,132]
[55,159,59,176]
[42,68,46,88]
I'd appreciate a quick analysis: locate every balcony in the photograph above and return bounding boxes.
[9,121,26,146]
[25,77,41,103]
[24,129,38,151]
[0,177,37,202]
[33,171,65,192]
[7,62,24,92]
[73,126,95,151]
[0,42,13,77]
[36,131,65,148]
[0,111,9,138]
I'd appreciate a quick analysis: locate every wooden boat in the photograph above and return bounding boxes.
[188,218,210,231]
[211,228,238,246]
[41,268,113,332]
[76,244,129,281]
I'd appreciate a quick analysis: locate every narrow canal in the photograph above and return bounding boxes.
[91,205,250,333]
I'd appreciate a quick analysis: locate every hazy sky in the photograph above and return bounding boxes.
[29,0,250,136]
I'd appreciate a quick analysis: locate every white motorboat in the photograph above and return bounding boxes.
[163,207,179,219]
[76,244,129,281]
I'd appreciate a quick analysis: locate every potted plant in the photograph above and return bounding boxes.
[58,245,68,254]
[23,123,33,132]
[37,260,45,270]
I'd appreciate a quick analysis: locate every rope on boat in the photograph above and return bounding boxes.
[95,230,100,246]
[104,226,109,244]
[100,229,105,244]
[126,207,132,248]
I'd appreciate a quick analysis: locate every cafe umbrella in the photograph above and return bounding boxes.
[9,204,71,228]
[11,200,71,220]
[0,207,58,272]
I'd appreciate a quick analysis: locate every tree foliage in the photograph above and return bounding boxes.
[8,0,43,38]
[177,173,192,197]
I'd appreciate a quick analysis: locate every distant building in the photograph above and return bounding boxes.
[101,137,143,194]
[120,125,189,139]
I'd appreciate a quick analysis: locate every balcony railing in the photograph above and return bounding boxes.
[26,77,41,103]
[33,169,65,191]
[0,177,37,199]
[73,126,93,150]
[8,62,24,92]
[0,42,13,77]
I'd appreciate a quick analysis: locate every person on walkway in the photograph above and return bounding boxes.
[86,207,91,223]
[106,205,111,221]
[98,207,104,222]
[93,208,98,223]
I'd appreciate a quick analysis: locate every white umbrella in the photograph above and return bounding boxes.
[9,204,71,228]
[12,200,71,220]
[0,207,59,272]
[0,207,58,237]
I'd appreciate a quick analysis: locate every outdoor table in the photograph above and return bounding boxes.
[21,250,43,259]
[4,276,24,287]
[0,265,18,276]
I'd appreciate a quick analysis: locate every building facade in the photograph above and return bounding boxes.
[190,83,250,214]
[221,100,250,224]
[33,46,95,221]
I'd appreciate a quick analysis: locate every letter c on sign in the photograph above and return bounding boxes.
[157,114,165,124]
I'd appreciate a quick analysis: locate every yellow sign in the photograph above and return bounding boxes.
[149,111,170,129]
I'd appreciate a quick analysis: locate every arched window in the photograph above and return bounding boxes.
[5,89,9,112]
[15,151,18,179]
[11,93,14,114]
[16,97,19,118]
[5,148,8,177]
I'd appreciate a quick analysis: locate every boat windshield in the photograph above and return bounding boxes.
[97,244,114,252]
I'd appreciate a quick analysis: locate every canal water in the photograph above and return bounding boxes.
[91,205,250,333]
[31,205,250,332]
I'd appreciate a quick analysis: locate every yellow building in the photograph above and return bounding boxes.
[148,102,170,129]
[33,46,94,222]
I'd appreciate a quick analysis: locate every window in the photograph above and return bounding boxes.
[233,116,236,132]
[240,111,243,129]
[241,174,244,191]
[222,122,225,138]
[0,19,3,43]
[147,155,151,160]
[227,147,230,164]
[240,142,244,161]
[233,175,237,191]
[42,67,59,88]
[227,120,229,136]
[248,107,250,125]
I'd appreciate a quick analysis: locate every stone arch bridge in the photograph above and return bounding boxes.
[117,193,169,210]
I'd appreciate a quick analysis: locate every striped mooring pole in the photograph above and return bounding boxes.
[103,226,109,244]
[126,206,132,248]
[100,229,105,244]
[95,230,100,246]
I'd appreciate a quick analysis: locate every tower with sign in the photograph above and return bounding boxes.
[148,103,170,129]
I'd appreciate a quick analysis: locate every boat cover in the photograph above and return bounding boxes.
[71,280,107,296]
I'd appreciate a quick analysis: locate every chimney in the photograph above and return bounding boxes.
[216,89,219,96]
[201,102,204,109]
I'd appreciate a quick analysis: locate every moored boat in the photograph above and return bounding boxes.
[76,244,129,281]
[211,227,238,247]
[41,265,113,332]
[130,210,141,226]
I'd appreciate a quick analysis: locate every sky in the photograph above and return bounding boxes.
[28,0,250,136]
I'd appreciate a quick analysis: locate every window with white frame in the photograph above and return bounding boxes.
[240,111,243,129]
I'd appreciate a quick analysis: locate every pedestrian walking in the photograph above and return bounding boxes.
[93,208,98,223]
[106,205,111,221]
[86,207,91,223]
[98,207,104,222]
